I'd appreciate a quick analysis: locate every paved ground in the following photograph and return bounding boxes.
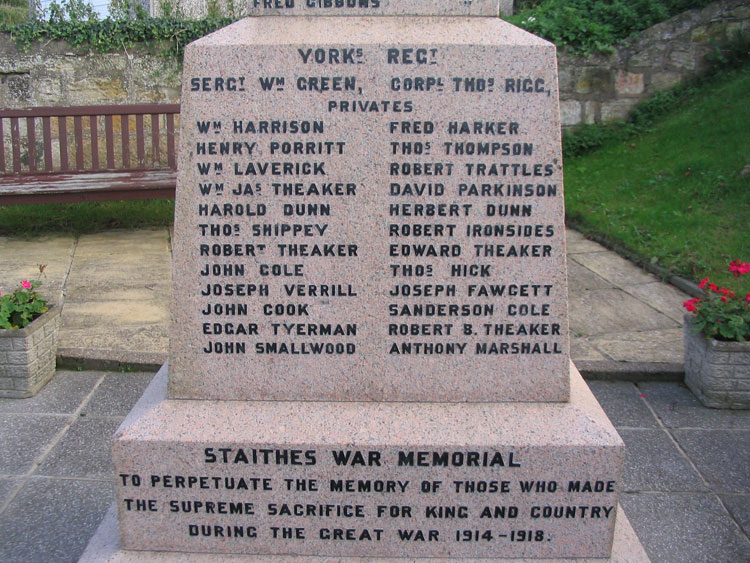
[0,370,748,562]
[0,228,688,377]
[0,227,748,561]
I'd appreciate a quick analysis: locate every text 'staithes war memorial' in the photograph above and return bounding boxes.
[83,1,648,560]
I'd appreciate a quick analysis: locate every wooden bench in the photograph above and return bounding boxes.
[0,104,180,205]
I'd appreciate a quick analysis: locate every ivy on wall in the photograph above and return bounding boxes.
[1,17,235,58]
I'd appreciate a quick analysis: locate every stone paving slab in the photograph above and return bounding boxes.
[0,370,102,414]
[0,477,114,563]
[567,257,615,290]
[570,335,609,361]
[58,324,169,360]
[569,288,679,336]
[622,282,688,324]
[36,416,123,480]
[0,478,18,506]
[587,381,660,429]
[82,372,157,417]
[566,237,608,254]
[638,382,750,429]
[571,251,660,286]
[58,229,171,364]
[620,492,750,563]
[587,329,684,364]
[720,494,750,536]
[671,429,750,494]
[0,413,70,474]
[618,428,708,492]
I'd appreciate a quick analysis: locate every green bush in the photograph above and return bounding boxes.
[508,0,715,54]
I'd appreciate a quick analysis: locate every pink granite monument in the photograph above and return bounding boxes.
[83,1,648,560]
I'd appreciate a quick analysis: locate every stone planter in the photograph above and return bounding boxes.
[0,307,61,398]
[684,317,750,409]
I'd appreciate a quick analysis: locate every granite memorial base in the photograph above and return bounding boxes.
[81,503,648,562]
[79,362,648,560]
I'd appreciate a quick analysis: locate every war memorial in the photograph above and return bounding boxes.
[82,1,648,559]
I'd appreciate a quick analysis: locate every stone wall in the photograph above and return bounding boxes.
[559,0,750,126]
[1,0,748,125]
[0,38,182,108]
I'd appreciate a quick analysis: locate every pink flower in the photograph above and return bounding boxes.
[21,280,31,289]
[729,260,750,276]
[746,292,750,303]
[683,298,700,312]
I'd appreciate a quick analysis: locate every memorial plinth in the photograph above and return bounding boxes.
[84,1,647,560]
[171,15,570,404]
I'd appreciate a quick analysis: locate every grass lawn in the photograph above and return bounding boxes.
[0,199,175,237]
[565,64,750,296]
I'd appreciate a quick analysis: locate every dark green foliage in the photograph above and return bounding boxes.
[2,16,234,58]
[508,0,716,54]
[0,0,29,25]
[0,278,48,330]
[0,199,175,236]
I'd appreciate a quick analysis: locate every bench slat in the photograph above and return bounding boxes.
[167,113,176,169]
[121,114,130,168]
[90,115,99,170]
[105,115,115,169]
[151,113,160,164]
[42,116,53,171]
[0,104,180,119]
[0,119,5,172]
[11,117,21,173]
[59,116,69,171]
[0,170,176,205]
[74,115,84,170]
[27,117,37,172]
[136,114,145,166]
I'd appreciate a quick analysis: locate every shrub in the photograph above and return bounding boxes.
[508,0,715,54]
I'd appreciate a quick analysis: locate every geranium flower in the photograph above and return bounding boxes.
[21,281,31,289]
[685,261,750,341]
[729,260,750,276]
[683,298,700,312]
